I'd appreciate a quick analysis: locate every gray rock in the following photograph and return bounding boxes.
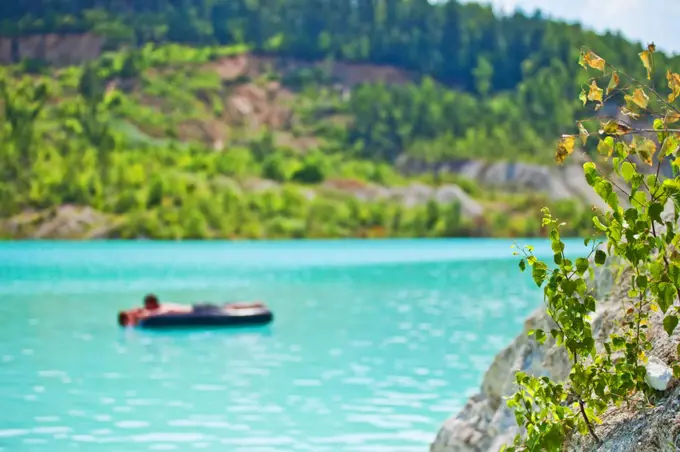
[434,185,484,218]
[396,157,628,211]
[321,180,485,219]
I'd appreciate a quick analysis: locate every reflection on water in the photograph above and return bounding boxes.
[0,239,585,451]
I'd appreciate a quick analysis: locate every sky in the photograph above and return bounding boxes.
[463,0,680,54]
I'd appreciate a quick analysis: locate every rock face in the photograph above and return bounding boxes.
[429,296,620,452]
[0,205,116,239]
[397,157,629,212]
[322,180,484,218]
[430,206,679,452]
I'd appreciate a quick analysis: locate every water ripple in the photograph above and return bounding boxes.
[0,239,576,451]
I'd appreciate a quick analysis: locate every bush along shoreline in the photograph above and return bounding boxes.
[431,44,680,452]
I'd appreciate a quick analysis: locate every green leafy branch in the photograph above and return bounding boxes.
[504,44,680,451]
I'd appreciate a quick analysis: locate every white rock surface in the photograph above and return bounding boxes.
[645,356,673,391]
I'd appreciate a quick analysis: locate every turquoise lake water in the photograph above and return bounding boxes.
[0,238,587,451]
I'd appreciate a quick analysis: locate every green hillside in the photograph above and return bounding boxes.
[1,0,668,239]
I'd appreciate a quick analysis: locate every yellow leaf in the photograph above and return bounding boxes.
[620,107,641,120]
[555,135,576,164]
[638,350,647,364]
[578,123,589,145]
[597,137,614,156]
[639,50,653,80]
[630,88,649,109]
[665,110,680,124]
[584,51,606,72]
[632,135,657,166]
[599,120,632,136]
[667,70,680,102]
[650,303,659,312]
[588,80,603,103]
[606,72,619,95]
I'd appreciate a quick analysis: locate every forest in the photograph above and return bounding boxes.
[0,0,667,239]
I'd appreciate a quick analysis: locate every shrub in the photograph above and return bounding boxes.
[504,45,680,451]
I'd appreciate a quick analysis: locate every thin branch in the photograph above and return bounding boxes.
[623,128,680,133]
[650,157,668,202]
[578,397,602,445]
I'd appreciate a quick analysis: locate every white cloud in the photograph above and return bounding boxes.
[462,0,680,54]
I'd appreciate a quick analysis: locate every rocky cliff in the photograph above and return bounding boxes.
[430,206,680,452]
[396,157,633,213]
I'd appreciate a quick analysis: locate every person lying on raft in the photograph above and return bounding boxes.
[142,294,192,315]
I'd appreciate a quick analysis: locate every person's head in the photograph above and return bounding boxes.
[144,293,159,310]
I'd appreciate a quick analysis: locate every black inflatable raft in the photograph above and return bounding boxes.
[121,303,273,329]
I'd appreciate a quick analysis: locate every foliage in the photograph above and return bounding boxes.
[5,0,680,165]
[0,37,599,239]
[503,45,680,451]
[3,0,676,93]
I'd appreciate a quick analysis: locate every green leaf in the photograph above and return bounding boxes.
[575,257,589,275]
[554,253,562,265]
[674,365,680,380]
[535,329,547,344]
[551,240,564,253]
[519,259,526,272]
[636,274,648,290]
[593,216,607,231]
[631,190,647,208]
[579,88,587,106]
[620,161,636,183]
[583,161,600,185]
[595,249,606,266]
[664,315,678,336]
[532,264,547,287]
[649,202,664,223]
[657,282,675,313]
[612,336,625,350]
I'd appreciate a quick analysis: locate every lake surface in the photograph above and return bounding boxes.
[0,238,586,451]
